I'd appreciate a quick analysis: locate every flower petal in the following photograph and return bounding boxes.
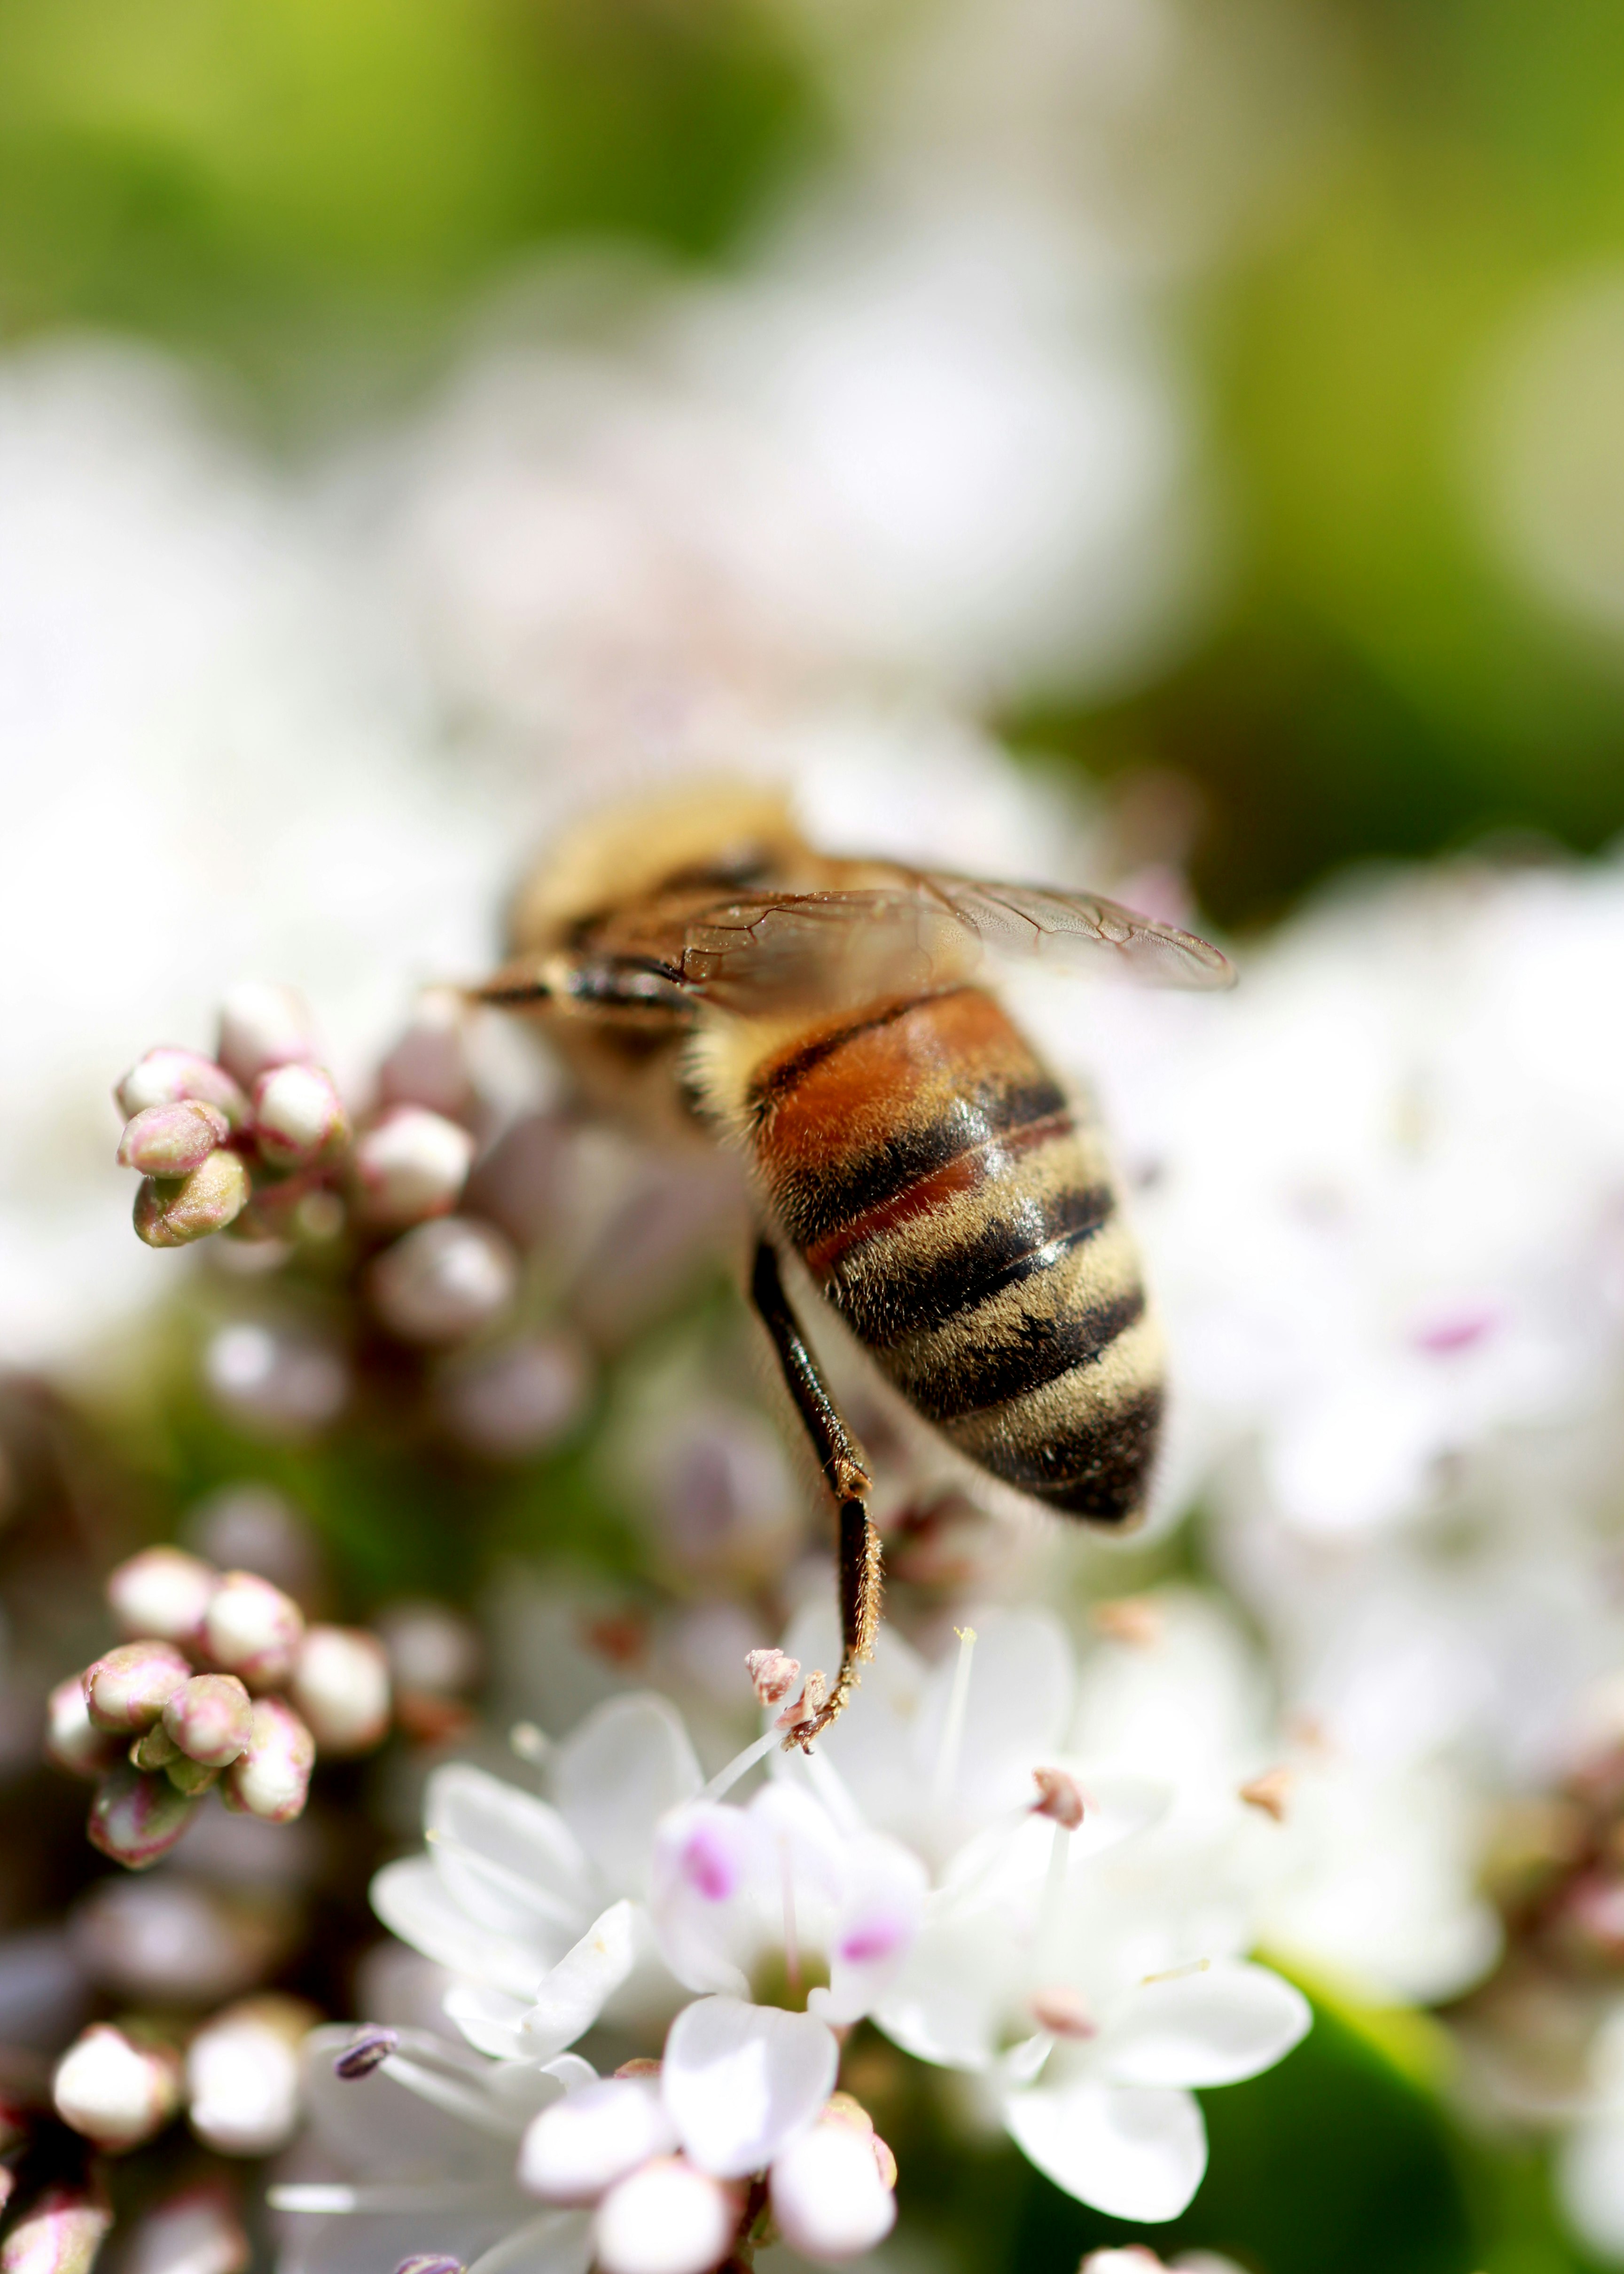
[428,1765,595,1930]
[466,2210,594,2274]
[811,1832,927,2027]
[442,1981,536,2060]
[914,1609,1075,1813]
[1096,1963,1311,2089]
[1004,2078,1207,2221]
[662,1996,838,2179]
[518,1902,640,2062]
[647,1804,761,1999]
[371,1857,551,1999]
[553,1695,701,1898]
[871,1909,1013,2071]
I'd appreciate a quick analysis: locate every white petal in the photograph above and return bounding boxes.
[662,1996,838,2179]
[647,1804,762,1999]
[519,2076,679,2206]
[428,1765,595,1930]
[371,1857,550,1999]
[914,1608,1075,1813]
[871,1910,1012,2071]
[1097,1963,1311,2090]
[1005,2078,1207,2221]
[553,1695,701,1897]
[466,2210,594,2274]
[810,1833,926,2027]
[442,1981,535,2060]
[518,1902,640,2062]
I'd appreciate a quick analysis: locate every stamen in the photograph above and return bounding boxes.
[1035,1819,1072,1975]
[334,2024,398,2080]
[268,2185,491,2215]
[700,1729,780,1802]
[780,1838,803,1997]
[1140,1957,1210,1986]
[1028,1985,1097,2039]
[380,2054,528,2139]
[745,1648,801,1709]
[1239,1767,1293,1820]
[1031,1767,1085,1830]
[931,1626,977,1805]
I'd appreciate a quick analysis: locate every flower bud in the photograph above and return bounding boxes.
[333,2025,398,2081]
[203,1326,347,1437]
[250,1065,348,1170]
[770,2111,898,2260]
[378,990,473,1118]
[367,1218,519,1345]
[53,2024,180,2152]
[0,2186,111,2274]
[46,1678,120,1780]
[186,1995,313,2156]
[71,1875,289,2009]
[107,1548,217,1647]
[436,1334,590,1460]
[116,1050,246,1128]
[353,1109,476,1229]
[519,2078,679,2207]
[162,1676,253,1769]
[222,1698,314,1823]
[87,1763,195,1870]
[118,1102,232,1177]
[203,1573,304,1688]
[289,1627,390,1755]
[134,1153,251,1248]
[216,985,317,1090]
[123,2186,248,2274]
[84,1641,192,1734]
[592,2159,741,2274]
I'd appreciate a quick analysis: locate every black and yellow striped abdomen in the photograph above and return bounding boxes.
[746,987,1161,1522]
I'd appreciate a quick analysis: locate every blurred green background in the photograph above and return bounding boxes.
[5,0,1624,918]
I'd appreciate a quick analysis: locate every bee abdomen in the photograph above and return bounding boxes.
[748,986,1160,1524]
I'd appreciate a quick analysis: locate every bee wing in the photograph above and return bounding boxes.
[672,873,1233,1009]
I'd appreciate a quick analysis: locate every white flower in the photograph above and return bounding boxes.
[371,1694,703,2062]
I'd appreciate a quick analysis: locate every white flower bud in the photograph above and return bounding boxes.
[87,1764,195,1870]
[46,1678,120,1780]
[70,1874,282,2008]
[289,1627,390,1755]
[367,1218,519,1345]
[519,2078,679,2207]
[203,1573,304,1688]
[770,2112,897,2261]
[436,1334,589,1460]
[134,1153,251,1248]
[1080,2254,1166,2274]
[250,1064,348,1170]
[84,1641,192,1734]
[118,1103,231,1177]
[53,2024,180,2152]
[374,1602,480,1696]
[592,2158,741,2274]
[378,990,473,1117]
[122,2186,247,2274]
[0,2186,112,2274]
[107,1549,218,1646]
[162,1675,253,1768]
[216,985,317,1090]
[203,1325,347,1436]
[353,1109,476,1229]
[185,1995,312,2156]
[222,1698,314,1822]
[116,1050,246,1129]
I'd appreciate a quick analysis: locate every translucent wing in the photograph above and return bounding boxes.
[671,871,1233,1010]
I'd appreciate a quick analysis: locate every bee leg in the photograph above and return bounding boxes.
[749,1235,882,1752]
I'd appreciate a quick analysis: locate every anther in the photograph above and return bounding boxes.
[1031,1767,1085,1830]
[746,1648,801,1709]
[1239,1767,1293,1821]
[334,2025,398,2080]
[1090,1596,1163,1647]
[1028,1986,1098,2039]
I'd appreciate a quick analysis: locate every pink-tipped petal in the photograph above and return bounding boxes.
[222,1699,314,1822]
[115,1049,246,1128]
[117,1102,232,1177]
[250,1064,349,1170]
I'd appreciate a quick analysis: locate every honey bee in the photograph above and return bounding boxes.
[480,784,1233,1744]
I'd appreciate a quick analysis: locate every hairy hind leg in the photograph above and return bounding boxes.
[748,1235,882,1749]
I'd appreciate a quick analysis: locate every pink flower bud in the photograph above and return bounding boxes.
[122,2187,247,2274]
[222,1698,314,1822]
[250,1065,349,1170]
[118,1102,232,1177]
[436,1334,590,1460]
[162,1675,253,1768]
[352,1108,476,1228]
[378,990,473,1118]
[185,1994,314,2155]
[46,1678,120,1780]
[133,1153,251,1248]
[203,1325,347,1437]
[519,2077,679,2206]
[745,1648,801,1709]
[53,2024,180,2151]
[770,2109,898,2260]
[592,2159,742,2274]
[367,1217,519,1345]
[203,1573,304,1689]
[116,1049,246,1128]
[84,1641,191,1734]
[0,2186,112,2274]
[289,1627,390,1755]
[216,984,317,1089]
[107,1547,218,1646]
[88,1763,195,1869]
